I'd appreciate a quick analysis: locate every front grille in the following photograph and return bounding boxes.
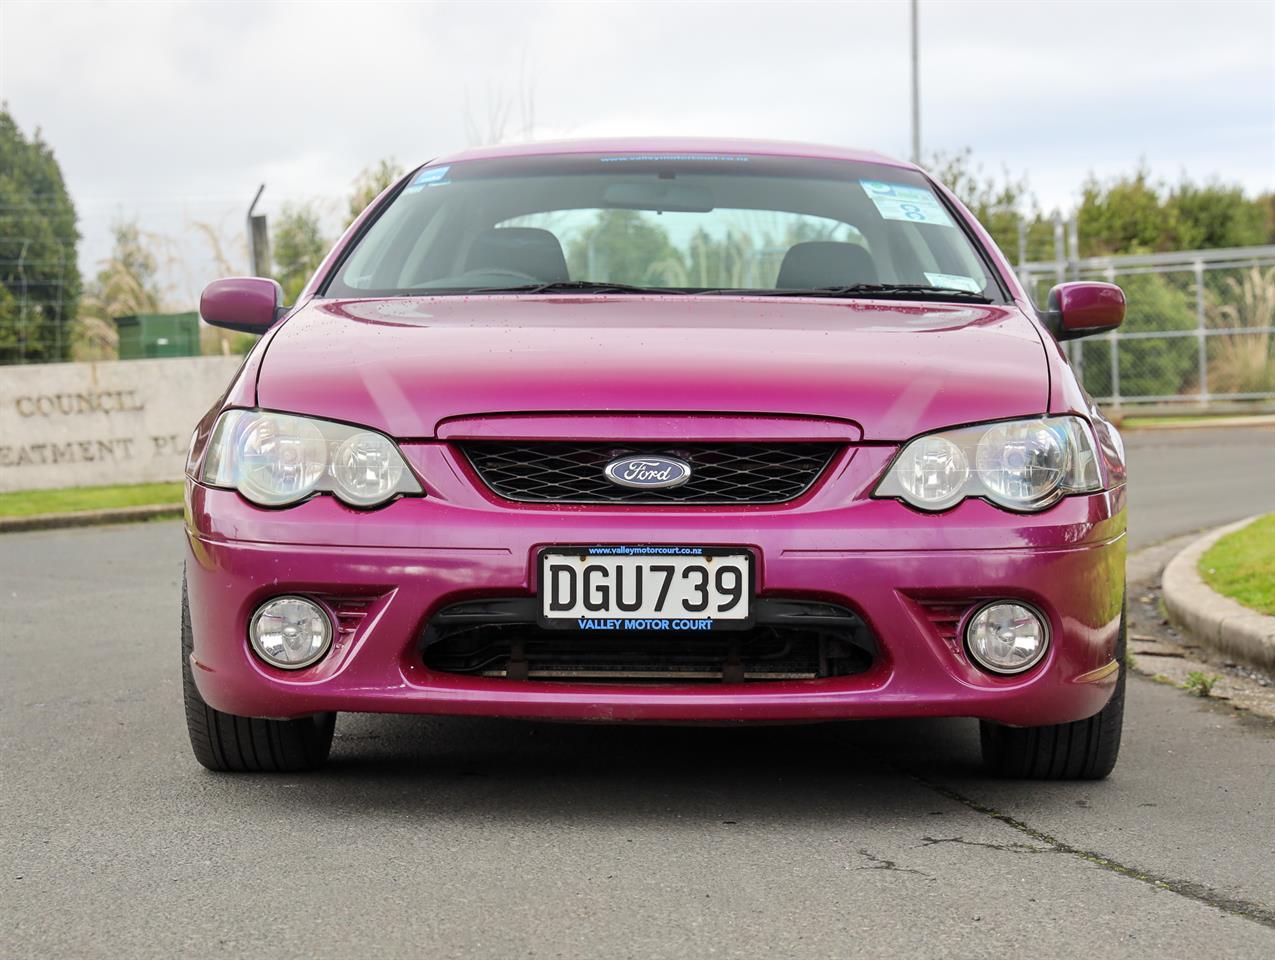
[460,442,839,504]
[421,598,876,683]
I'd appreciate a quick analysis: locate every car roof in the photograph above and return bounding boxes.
[427,137,915,170]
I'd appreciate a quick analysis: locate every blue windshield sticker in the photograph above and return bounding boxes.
[924,272,983,293]
[860,180,954,227]
[404,165,451,193]
[412,165,451,184]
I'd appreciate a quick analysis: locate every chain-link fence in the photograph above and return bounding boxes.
[7,228,1275,404]
[0,238,81,365]
[1017,246,1275,406]
[0,232,249,365]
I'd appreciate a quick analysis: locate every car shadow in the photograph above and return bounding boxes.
[212,714,999,827]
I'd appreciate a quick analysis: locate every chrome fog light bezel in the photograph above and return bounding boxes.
[963,600,1050,675]
[248,596,333,670]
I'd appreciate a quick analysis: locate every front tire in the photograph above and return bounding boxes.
[181,573,335,772]
[979,605,1125,780]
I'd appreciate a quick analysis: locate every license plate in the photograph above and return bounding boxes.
[538,547,753,630]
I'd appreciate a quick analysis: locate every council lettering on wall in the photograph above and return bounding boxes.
[0,356,244,492]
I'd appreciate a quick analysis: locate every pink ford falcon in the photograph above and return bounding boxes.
[185,138,1128,778]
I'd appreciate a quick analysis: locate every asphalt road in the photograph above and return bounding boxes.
[1122,425,1275,549]
[3,426,1274,959]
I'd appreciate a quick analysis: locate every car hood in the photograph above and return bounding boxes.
[255,295,1048,441]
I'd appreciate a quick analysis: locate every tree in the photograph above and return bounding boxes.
[1076,166,1175,256]
[1165,182,1268,250]
[926,149,1053,263]
[348,158,404,224]
[680,217,847,289]
[272,202,328,302]
[1259,193,1275,246]
[76,220,168,359]
[192,219,257,356]
[933,153,1274,264]
[566,210,685,287]
[1066,168,1274,398]
[0,106,81,363]
[87,221,164,312]
[686,228,742,288]
[1076,168,1272,256]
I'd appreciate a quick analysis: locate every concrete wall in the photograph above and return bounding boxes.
[0,356,245,492]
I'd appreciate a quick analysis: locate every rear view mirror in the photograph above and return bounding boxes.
[1046,282,1125,341]
[200,277,285,334]
[603,181,715,213]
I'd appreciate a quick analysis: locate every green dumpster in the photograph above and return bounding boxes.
[114,312,201,359]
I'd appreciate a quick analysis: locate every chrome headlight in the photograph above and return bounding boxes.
[875,416,1103,512]
[201,410,422,508]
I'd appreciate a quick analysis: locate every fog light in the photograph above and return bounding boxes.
[965,602,1048,674]
[249,597,332,669]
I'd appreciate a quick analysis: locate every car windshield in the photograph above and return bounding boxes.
[326,153,1002,302]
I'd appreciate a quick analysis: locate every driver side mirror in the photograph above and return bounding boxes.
[199,277,285,334]
[1045,281,1125,341]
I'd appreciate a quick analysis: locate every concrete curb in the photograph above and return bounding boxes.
[1162,516,1275,672]
[0,503,183,534]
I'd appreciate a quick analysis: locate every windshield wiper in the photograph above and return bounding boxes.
[458,280,991,302]
[466,280,684,295]
[700,283,993,304]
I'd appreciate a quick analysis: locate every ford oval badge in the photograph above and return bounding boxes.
[603,455,692,490]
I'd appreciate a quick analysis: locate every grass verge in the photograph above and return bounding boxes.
[0,482,184,518]
[1198,513,1275,616]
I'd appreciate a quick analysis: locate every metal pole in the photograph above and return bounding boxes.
[1107,266,1120,407]
[910,0,920,164]
[1053,213,1066,283]
[247,184,268,277]
[1194,259,1208,401]
[1053,214,1079,371]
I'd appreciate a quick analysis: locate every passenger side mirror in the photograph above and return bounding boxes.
[1045,281,1125,341]
[199,277,285,334]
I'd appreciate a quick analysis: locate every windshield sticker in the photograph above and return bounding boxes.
[404,165,451,193]
[860,180,954,227]
[924,272,983,293]
[599,154,750,163]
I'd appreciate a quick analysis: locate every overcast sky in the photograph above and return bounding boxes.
[2,0,1272,305]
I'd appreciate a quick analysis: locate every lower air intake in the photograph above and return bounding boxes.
[421,598,875,683]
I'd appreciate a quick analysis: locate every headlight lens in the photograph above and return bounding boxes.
[875,416,1103,512]
[238,413,328,506]
[975,420,1069,509]
[202,410,422,508]
[332,432,409,506]
[894,435,969,510]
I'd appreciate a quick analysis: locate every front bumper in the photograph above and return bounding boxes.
[184,442,1126,726]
